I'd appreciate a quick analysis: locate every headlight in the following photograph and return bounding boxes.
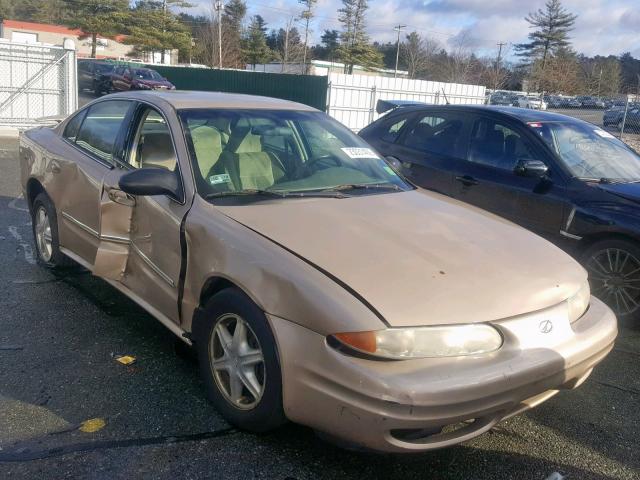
[567,281,590,323]
[331,324,503,359]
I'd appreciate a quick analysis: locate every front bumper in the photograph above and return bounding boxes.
[268,297,617,453]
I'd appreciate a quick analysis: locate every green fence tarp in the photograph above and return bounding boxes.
[145,66,328,111]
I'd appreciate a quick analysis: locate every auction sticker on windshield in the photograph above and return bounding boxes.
[594,129,615,139]
[341,147,380,159]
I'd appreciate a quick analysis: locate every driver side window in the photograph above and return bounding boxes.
[128,108,177,171]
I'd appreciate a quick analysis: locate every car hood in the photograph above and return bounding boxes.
[136,79,173,88]
[597,182,640,203]
[215,190,585,327]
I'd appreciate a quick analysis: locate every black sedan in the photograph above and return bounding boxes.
[360,104,640,320]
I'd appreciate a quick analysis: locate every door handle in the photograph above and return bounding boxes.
[455,175,479,187]
[108,188,136,206]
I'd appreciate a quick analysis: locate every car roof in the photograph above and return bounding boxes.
[104,90,318,111]
[391,104,584,124]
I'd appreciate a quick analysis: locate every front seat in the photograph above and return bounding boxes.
[191,125,223,179]
[218,128,284,190]
[139,133,176,171]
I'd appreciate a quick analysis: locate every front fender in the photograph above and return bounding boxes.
[181,196,385,337]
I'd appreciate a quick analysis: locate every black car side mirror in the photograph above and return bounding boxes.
[514,159,549,178]
[119,168,183,201]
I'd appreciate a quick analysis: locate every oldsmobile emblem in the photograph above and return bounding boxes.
[539,320,553,334]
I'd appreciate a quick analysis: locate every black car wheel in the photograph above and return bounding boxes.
[583,239,640,320]
[196,288,286,432]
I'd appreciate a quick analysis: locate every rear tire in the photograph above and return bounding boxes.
[196,288,286,432]
[582,238,640,321]
[31,193,74,269]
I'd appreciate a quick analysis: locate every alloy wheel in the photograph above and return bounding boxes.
[209,313,265,410]
[34,206,53,262]
[586,247,640,316]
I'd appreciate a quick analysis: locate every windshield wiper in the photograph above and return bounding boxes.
[578,177,640,184]
[205,189,346,199]
[317,183,403,193]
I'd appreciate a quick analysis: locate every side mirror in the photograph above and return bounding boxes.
[119,168,182,201]
[385,156,402,170]
[515,159,549,178]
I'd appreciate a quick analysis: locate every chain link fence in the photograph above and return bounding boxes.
[487,91,640,151]
[0,39,77,129]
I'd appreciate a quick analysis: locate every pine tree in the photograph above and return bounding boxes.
[336,0,382,73]
[515,0,577,69]
[125,1,192,64]
[244,15,273,69]
[298,0,317,73]
[65,0,130,58]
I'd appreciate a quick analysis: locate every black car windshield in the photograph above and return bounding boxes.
[530,121,640,181]
[179,109,411,198]
[133,69,163,80]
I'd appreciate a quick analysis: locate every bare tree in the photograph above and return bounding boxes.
[298,0,317,74]
[272,18,305,73]
[440,33,474,83]
[401,31,440,79]
[197,0,246,68]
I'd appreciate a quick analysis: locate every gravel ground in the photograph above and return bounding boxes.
[0,134,638,480]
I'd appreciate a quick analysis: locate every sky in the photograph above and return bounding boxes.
[189,0,640,60]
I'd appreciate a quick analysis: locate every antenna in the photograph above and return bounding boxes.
[441,88,450,105]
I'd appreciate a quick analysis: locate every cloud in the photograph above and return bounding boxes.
[186,0,640,57]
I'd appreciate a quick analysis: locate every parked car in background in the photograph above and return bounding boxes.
[489,93,514,106]
[77,59,116,95]
[603,106,627,128]
[109,66,175,92]
[576,96,606,109]
[20,91,616,453]
[361,103,640,320]
[621,107,640,133]
[517,95,547,110]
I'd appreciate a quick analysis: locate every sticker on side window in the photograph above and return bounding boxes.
[208,174,231,185]
[594,129,615,139]
[340,147,380,159]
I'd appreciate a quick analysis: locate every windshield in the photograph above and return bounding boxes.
[134,69,163,80]
[179,109,411,198]
[530,121,640,181]
[95,63,114,73]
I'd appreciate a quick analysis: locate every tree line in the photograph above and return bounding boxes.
[1,0,639,95]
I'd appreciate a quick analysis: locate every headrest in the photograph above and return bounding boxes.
[207,117,231,135]
[226,128,262,154]
[141,133,175,163]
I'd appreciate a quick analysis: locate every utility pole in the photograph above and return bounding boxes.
[393,24,406,79]
[494,41,506,91]
[214,0,223,69]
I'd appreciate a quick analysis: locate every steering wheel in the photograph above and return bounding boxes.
[305,153,342,169]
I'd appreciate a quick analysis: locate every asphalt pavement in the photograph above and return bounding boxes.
[0,134,639,480]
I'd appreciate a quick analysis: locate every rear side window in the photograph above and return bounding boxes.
[63,110,86,141]
[380,116,408,143]
[74,100,131,162]
[401,113,464,158]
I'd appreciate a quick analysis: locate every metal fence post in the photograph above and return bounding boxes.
[369,85,377,123]
[326,81,332,114]
[620,96,629,140]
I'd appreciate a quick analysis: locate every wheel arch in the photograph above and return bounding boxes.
[578,232,640,259]
[191,275,264,343]
[25,177,46,213]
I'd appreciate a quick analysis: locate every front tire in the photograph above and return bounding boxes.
[582,238,640,320]
[196,288,286,432]
[31,193,73,269]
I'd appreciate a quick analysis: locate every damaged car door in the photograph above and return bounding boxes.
[94,103,190,326]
